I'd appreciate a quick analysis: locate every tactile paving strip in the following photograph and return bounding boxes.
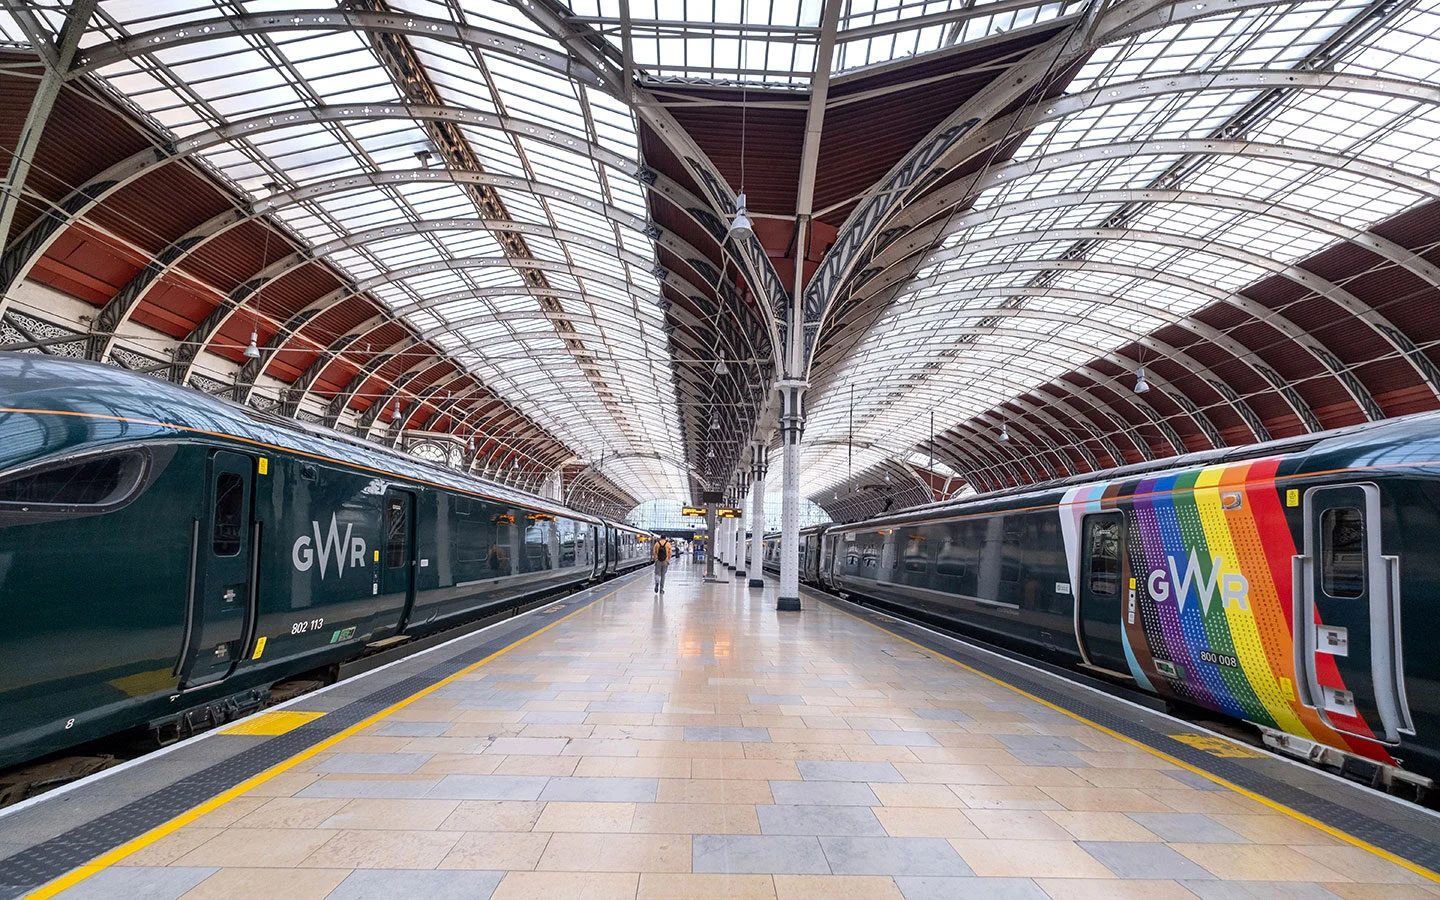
[820,592,1440,876]
[0,573,641,898]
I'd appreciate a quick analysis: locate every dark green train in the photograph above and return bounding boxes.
[0,354,652,770]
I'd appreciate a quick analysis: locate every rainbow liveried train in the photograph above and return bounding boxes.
[785,414,1440,793]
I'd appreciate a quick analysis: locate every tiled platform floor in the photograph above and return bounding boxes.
[55,564,1440,899]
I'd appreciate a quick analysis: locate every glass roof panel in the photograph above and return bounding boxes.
[798,0,1440,497]
[32,0,691,500]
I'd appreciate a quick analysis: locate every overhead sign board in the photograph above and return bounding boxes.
[681,506,707,517]
[716,507,743,518]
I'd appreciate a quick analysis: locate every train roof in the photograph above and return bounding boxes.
[0,353,602,524]
[835,407,1440,531]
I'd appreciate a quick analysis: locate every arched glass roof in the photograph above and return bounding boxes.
[5,0,690,500]
[800,0,1440,497]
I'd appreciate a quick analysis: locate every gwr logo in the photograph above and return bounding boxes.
[292,514,367,579]
[1147,549,1250,614]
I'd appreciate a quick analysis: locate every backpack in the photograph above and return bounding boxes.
[656,541,670,562]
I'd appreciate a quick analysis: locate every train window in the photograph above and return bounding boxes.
[0,451,145,508]
[212,472,244,556]
[386,496,408,568]
[1321,507,1365,599]
[1084,516,1121,597]
[1001,526,1024,584]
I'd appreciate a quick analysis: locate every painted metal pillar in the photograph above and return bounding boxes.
[748,443,768,588]
[704,504,718,581]
[777,380,807,611]
[716,516,728,568]
[733,473,748,579]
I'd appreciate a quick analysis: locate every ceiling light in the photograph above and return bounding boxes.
[244,329,261,359]
[512,457,519,470]
[415,149,433,168]
[707,447,715,458]
[710,414,721,431]
[392,402,402,422]
[728,192,754,240]
[1000,422,1010,442]
[1134,366,1150,394]
[714,359,729,376]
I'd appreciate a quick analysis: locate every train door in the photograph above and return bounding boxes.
[181,450,257,688]
[383,489,417,631]
[1076,512,1129,674]
[1295,484,1413,744]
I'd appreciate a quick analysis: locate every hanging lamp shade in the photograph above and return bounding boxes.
[244,329,261,359]
[715,359,729,376]
[1000,422,1010,441]
[728,192,754,239]
[1134,366,1150,394]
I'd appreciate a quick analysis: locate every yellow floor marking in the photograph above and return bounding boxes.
[827,599,1440,884]
[219,710,325,737]
[28,589,615,899]
[1169,732,1268,758]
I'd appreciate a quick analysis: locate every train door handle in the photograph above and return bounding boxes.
[1291,554,1323,716]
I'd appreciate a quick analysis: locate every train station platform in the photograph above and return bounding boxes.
[2,563,1438,900]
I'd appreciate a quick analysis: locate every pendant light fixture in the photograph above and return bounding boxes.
[1134,365,1150,394]
[1000,421,1010,442]
[244,326,261,359]
[392,401,402,422]
[728,77,753,240]
[714,358,729,376]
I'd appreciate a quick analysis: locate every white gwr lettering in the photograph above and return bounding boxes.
[1147,550,1249,613]
[292,514,367,580]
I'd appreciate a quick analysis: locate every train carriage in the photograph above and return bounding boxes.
[806,417,1440,790]
[0,355,652,770]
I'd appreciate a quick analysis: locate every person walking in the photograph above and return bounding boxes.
[653,537,672,594]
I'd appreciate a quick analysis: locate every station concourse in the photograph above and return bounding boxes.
[1,563,1437,899]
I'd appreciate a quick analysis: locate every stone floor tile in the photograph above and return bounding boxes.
[115,829,227,867]
[1079,840,1216,880]
[1035,877,1204,899]
[537,832,690,872]
[629,802,761,834]
[693,834,832,874]
[1126,812,1248,844]
[298,829,460,869]
[1207,815,1342,846]
[424,775,549,801]
[796,760,904,783]
[296,778,441,799]
[867,731,941,747]
[1045,810,1163,842]
[638,873,777,899]
[489,871,638,900]
[1040,786,1174,812]
[174,828,336,868]
[820,836,973,877]
[948,839,1115,879]
[437,800,544,832]
[871,807,983,840]
[870,783,970,808]
[1292,846,1437,885]
[537,776,658,802]
[534,801,636,833]
[656,778,775,805]
[312,753,433,775]
[374,722,452,738]
[493,755,580,776]
[684,726,773,742]
[757,805,887,836]
[1183,881,1344,899]
[178,868,349,900]
[965,809,1074,841]
[773,874,906,899]
[896,876,1048,900]
[770,780,881,806]
[53,866,217,900]
[1170,843,1351,882]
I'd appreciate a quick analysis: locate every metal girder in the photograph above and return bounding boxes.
[324,336,419,427]
[973,409,1078,477]
[0,0,96,266]
[70,9,606,86]
[359,358,449,439]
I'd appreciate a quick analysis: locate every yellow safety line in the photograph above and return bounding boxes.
[25,588,616,899]
[825,598,1440,884]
